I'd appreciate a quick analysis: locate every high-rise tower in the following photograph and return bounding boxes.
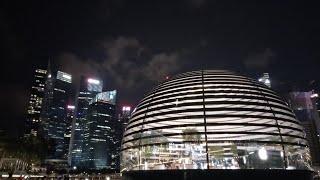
[81,90,117,169]
[288,91,320,166]
[40,70,73,164]
[25,68,47,136]
[69,76,103,168]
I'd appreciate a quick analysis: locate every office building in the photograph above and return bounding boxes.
[288,91,320,166]
[40,70,73,163]
[120,106,131,129]
[82,90,117,169]
[65,105,75,161]
[69,76,103,168]
[26,68,47,136]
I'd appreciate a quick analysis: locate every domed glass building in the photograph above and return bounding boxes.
[121,70,311,172]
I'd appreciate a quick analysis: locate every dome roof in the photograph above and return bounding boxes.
[121,70,310,171]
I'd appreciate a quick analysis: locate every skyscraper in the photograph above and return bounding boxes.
[26,68,47,136]
[288,91,320,166]
[40,70,73,164]
[121,106,131,129]
[65,105,75,162]
[258,73,271,88]
[82,90,117,169]
[69,76,103,168]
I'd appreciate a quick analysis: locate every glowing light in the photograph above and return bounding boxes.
[258,78,263,82]
[67,105,75,109]
[63,74,71,80]
[144,161,148,170]
[48,74,52,78]
[122,106,131,111]
[258,148,268,160]
[311,93,319,98]
[265,79,270,84]
[88,78,100,84]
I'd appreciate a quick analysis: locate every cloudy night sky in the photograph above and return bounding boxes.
[1,0,320,137]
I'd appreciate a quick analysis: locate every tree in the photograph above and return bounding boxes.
[182,128,201,143]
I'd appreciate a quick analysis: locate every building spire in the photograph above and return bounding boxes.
[47,58,52,78]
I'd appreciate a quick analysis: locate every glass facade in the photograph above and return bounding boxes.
[40,70,72,160]
[121,70,311,171]
[69,76,103,167]
[26,68,47,136]
[82,91,117,169]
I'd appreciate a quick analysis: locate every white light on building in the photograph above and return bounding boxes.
[67,105,75,109]
[258,73,271,88]
[258,148,268,160]
[88,78,100,84]
[122,106,131,111]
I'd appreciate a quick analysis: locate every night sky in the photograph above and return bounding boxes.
[1,0,320,137]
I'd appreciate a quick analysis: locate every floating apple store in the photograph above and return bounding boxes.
[121,70,312,179]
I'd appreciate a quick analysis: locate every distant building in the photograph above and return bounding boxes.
[121,106,131,128]
[288,91,320,166]
[258,73,271,88]
[65,105,75,162]
[81,90,117,169]
[119,106,131,143]
[25,68,47,136]
[69,76,103,168]
[40,70,73,163]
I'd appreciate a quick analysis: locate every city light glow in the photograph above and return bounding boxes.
[67,105,75,109]
[122,106,131,111]
[63,74,72,80]
[88,78,100,84]
[258,148,268,160]
[265,79,270,84]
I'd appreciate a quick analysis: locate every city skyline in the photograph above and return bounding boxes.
[1,1,320,178]
[2,1,320,138]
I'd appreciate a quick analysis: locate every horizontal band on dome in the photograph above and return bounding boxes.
[147,79,279,98]
[138,88,285,110]
[121,140,308,152]
[122,130,306,145]
[143,79,278,102]
[126,115,301,133]
[131,100,295,122]
[127,108,299,129]
[131,106,295,121]
[154,77,262,93]
[124,121,304,139]
[160,73,251,86]
[138,90,284,110]
[136,98,295,122]
[134,100,293,119]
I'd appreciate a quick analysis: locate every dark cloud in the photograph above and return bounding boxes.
[57,53,100,86]
[57,37,183,102]
[244,48,275,69]
[187,0,206,8]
